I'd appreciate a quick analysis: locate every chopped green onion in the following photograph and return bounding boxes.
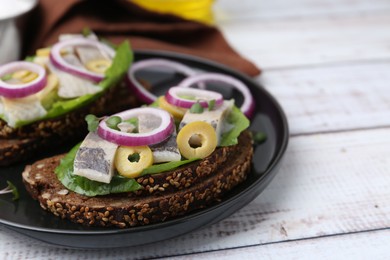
[178,94,196,100]
[122,117,138,133]
[7,181,19,201]
[106,116,122,130]
[82,27,91,37]
[208,99,216,111]
[190,102,204,114]
[25,56,35,62]
[128,153,140,163]
[85,114,100,132]
[1,74,12,81]
[253,131,267,144]
[123,117,138,126]
[0,181,19,201]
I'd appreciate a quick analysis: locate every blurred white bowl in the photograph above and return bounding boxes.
[0,0,37,64]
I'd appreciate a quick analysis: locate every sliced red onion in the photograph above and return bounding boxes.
[165,86,223,109]
[0,61,47,98]
[178,73,255,118]
[49,38,115,83]
[97,107,174,146]
[126,59,197,104]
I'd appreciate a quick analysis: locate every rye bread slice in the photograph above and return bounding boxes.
[22,132,253,228]
[0,83,137,166]
[131,131,252,196]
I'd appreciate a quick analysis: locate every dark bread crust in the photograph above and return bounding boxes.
[0,83,137,166]
[22,131,253,228]
[0,137,48,166]
[131,134,245,196]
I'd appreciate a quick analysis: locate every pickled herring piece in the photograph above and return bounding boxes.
[47,61,101,98]
[138,113,181,163]
[179,100,233,145]
[73,132,118,183]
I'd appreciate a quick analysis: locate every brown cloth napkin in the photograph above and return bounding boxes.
[23,0,260,76]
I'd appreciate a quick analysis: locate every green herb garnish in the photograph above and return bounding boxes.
[124,117,138,126]
[82,27,91,37]
[106,116,122,130]
[25,56,35,62]
[1,74,12,81]
[208,99,216,111]
[0,181,19,201]
[190,102,204,114]
[253,131,267,144]
[85,114,100,132]
[122,117,138,133]
[128,153,140,163]
[178,94,196,100]
[7,181,19,201]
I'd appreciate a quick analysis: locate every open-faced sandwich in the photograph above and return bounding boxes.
[0,33,135,165]
[22,84,254,228]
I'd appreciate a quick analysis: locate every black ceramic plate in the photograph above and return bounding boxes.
[0,51,288,249]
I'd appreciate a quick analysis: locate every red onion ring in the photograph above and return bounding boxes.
[126,59,197,104]
[178,73,255,118]
[165,86,223,109]
[49,38,115,83]
[0,61,47,98]
[97,107,174,146]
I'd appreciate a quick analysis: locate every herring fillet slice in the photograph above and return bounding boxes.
[47,61,101,98]
[73,132,118,183]
[0,96,47,128]
[149,130,181,163]
[75,46,111,65]
[138,114,181,163]
[179,100,234,145]
[62,53,84,68]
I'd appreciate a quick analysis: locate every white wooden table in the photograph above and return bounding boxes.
[1,0,390,258]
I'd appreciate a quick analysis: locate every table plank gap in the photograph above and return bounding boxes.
[262,58,390,72]
[290,125,390,138]
[218,12,390,69]
[165,228,390,260]
[215,0,390,22]
[258,62,390,135]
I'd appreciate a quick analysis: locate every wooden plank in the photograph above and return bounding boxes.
[166,229,390,259]
[215,0,390,22]
[216,13,390,69]
[2,128,388,258]
[259,62,390,135]
[134,128,390,257]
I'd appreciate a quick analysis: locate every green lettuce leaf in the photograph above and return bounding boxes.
[220,106,250,146]
[4,41,133,128]
[55,143,142,197]
[141,158,199,176]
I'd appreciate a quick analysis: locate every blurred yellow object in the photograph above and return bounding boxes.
[36,48,51,57]
[131,0,214,24]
